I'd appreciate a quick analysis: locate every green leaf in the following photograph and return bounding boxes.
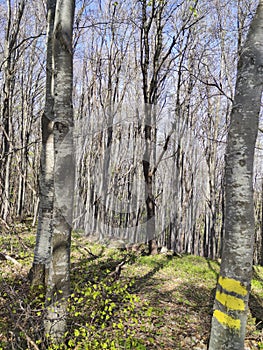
[189,5,198,17]
[74,329,80,337]
[68,339,75,347]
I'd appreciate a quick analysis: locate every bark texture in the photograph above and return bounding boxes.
[44,0,75,341]
[209,1,263,349]
[30,0,56,287]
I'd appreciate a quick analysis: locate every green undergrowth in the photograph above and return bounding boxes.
[0,225,263,349]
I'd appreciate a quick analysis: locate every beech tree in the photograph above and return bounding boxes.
[209,0,263,348]
[45,0,75,340]
[30,0,75,341]
[31,0,56,286]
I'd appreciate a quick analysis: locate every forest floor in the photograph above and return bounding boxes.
[0,223,263,349]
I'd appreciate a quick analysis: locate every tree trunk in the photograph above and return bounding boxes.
[209,1,263,348]
[0,0,25,223]
[30,0,56,287]
[143,104,158,254]
[45,0,75,341]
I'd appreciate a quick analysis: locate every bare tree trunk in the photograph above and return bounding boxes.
[140,0,166,254]
[30,0,56,287]
[0,0,25,222]
[209,1,263,348]
[143,105,158,254]
[45,0,75,341]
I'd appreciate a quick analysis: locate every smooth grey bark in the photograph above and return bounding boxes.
[30,0,56,287]
[209,1,263,349]
[45,0,75,341]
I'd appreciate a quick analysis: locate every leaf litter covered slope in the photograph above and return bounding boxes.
[0,226,262,349]
[123,254,263,349]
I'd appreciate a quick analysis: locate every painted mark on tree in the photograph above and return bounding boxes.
[213,276,248,331]
[215,291,245,311]
[213,310,241,331]
[218,276,247,296]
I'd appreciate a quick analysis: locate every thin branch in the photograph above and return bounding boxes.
[151,126,175,176]
[12,32,45,52]
[185,68,234,102]
[16,324,40,350]
[0,33,45,71]
[0,252,22,266]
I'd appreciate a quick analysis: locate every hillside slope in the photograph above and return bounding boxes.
[0,226,262,349]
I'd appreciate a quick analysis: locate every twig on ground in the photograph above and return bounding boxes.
[107,260,126,281]
[0,252,22,266]
[16,324,40,350]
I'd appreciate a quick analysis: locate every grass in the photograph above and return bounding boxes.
[0,223,262,349]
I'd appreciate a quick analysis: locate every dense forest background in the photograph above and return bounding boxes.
[0,0,262,262]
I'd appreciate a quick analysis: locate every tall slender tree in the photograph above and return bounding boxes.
[209,1,263,348]
[139,0,181,254]
[30,0,56,286]
[29,0,75,341]
[44,0,75,340]
[0,0,25,222]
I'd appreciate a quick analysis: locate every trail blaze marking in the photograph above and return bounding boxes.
[213,310,241,330]
[215,291,245,311]
[213,276,247,332]
[218,276,247,296]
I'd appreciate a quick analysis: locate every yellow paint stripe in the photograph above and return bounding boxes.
[213,310,241,331]
[216,291,245,311]
[218,276,247,296]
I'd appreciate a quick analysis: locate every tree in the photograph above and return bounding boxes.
[44,0,75,341]
[209,1,263,348]
[30,0,56,286]
[30,0,75,341]
[0,0,25,222]
[139,0,189,254]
